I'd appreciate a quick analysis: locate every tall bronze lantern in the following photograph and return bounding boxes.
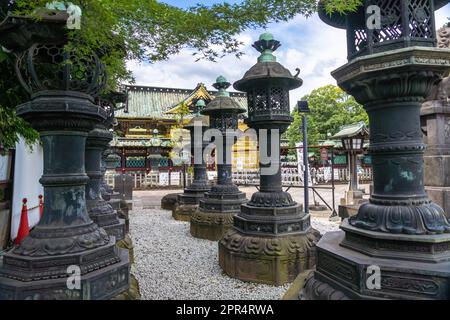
[301,0,450,300]
[0,8,129,299]
[219,33,320,285]
[190,76,247,241]
[172,99,211,221]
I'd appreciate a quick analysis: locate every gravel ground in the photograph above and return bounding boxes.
[129,199,340,300]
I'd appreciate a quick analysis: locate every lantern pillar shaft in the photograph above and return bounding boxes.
[219,33,320,286]
[259,130,282,193]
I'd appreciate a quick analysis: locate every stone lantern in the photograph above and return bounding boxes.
[301,0,450,300]
[218,33,320,285]
[0,9,129,299]
[190,76,247,241]
[331,121,369,206]
[172,99,211,221]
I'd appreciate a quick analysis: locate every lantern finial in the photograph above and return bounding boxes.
[194,99,206,115]
[252,32,280,63]
[213,75,231,97]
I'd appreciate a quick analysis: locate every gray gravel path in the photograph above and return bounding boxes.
[129,200,340,300]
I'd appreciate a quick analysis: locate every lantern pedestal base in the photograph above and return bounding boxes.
[173,204,198,221]
[0,240,130,300]
[190,186,247,240]
[219,228,320,286]
[300,220,450,300]
[190,211,235,241]
[172,190,209,221]
[161,193,181,211]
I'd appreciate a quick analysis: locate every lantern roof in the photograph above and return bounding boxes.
[330,121,369,139]
[318,0,449,29]
[202,76,246,115]
[0,9,68,52]
[233,33,303,91]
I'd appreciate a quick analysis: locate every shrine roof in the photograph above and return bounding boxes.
[330,121,369,139]
[115,83,247,119]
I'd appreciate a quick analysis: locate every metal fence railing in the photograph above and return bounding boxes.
[105,165,373,190]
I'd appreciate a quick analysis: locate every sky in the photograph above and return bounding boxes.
[126,2,450,109]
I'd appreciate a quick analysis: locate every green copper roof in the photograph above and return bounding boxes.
[115,84,247,119]
[331,121,369,139]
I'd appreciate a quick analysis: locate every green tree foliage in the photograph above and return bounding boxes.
[0,0,362,149]
[287,85,368,146]
[0,50,39,150]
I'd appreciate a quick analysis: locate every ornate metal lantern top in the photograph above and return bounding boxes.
[0,7,106,98]
[186,99,210,129]
[318,0,450,60]
[14,44,107,97]
[0,9,68,52]
[234,33,302,92]
[201,76,246,116]
[233,33,302,130]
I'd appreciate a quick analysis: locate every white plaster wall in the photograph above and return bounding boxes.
[11,138,43,240]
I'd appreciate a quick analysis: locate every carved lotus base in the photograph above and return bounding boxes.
[161,193,181,211]
[218,228,320,286]
[0,247,130,300]
[300,229,450,300]
[190,211,235,241]
[0,235,127,282]
[12,221,110,257]
[351,200,450,235]
[172,204,198,221]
